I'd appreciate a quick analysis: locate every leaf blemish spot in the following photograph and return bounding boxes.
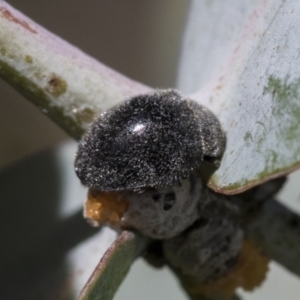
[24,55,33,64]
[74,106,96,124]
[46,74,67,97]
[0,7,37,34]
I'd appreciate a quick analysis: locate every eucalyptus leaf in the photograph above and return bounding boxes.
[178,0,300,194]
[78,230,149,300]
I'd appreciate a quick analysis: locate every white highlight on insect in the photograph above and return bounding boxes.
[131,123,146,134]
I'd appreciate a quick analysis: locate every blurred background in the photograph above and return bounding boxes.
[0,1,191,299]
[0,0,189,170]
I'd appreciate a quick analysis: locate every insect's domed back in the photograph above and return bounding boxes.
[75,90,205,192]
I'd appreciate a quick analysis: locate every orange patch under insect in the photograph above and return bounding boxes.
[84,189,128,226]
[183,239,270,299]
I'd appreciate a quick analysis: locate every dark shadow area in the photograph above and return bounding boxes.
[0,149,97,300]
[197,160,220,185]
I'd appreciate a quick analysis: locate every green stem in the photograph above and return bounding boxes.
[0,0,152,140]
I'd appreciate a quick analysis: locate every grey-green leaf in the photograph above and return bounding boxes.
[77,230,149,300]
[178,0,300,194]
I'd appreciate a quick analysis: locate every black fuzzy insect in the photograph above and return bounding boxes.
[75,90,225,192]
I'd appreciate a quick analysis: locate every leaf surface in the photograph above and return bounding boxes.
[178,0,300,194]
[78,230,148,300]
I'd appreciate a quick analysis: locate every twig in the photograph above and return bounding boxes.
[246,198,300,276]
[0,0,152,140]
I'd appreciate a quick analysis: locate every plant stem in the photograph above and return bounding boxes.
[0,0,152,140]
[245,198,300,276]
